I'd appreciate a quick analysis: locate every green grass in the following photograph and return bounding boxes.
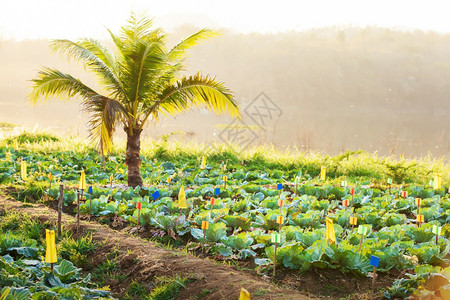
[4,132,60,144]
[0,122,16,128]
[1,131,449,185]
[8,181,48,203]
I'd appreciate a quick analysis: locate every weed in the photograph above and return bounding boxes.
[126,280,147,298]
[147,275,190,300]
[58,233,96,267]
[196,289,213,299]
[254,289,269,296]
[94,258,118,275]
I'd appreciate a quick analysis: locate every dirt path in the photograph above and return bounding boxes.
[1,197,313,300]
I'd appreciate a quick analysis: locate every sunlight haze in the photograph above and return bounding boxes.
[2,0,450,40]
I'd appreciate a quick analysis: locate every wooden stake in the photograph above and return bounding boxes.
[358,234,364,253]
[295,182,298,197]
[89,192,92,221]
[76,189,80,240]
[137,208,141,227]
[371,266,377,299]
[202,228,206,254]
[273,243,278,276]
[57,184,64,238]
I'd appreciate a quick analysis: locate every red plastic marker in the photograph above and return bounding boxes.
[350,188,355,206]
[137,202,142,227]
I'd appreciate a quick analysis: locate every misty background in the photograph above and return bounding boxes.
[1,25,450,158]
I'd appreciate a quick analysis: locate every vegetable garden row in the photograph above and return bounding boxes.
[2,144,450,298]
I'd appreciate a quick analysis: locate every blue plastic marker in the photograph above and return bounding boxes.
[277,183,283,199]
[88,186,93,218]
[370,255,379,268]
[214,187,221,196]
[370,255,380,297]
[152,190,160,200]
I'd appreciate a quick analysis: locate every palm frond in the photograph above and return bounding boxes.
[28,67,125,154]
[84,97,125,155]
[107,28,124,52]
[141,73,240,126]
[29,68,101,103]
[120,39,167,108]
[51,39,124,98]
[168,28,218,60]
[119,12,165,45]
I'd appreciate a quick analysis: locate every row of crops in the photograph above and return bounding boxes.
[2,145,450,298]
[0,211,112,299]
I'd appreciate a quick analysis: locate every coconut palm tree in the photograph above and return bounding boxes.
[29,13,240,187]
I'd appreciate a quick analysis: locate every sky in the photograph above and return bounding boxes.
[1,0,450,40]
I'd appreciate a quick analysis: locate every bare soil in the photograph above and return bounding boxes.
[1,196,311,300]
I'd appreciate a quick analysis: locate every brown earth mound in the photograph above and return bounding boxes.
[1,197,313,300]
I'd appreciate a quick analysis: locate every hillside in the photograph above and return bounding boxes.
[1,26,450,157]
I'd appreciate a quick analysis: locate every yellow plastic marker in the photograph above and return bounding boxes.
[350,216,357,225]
[167,177,172,184]
[48,173,53,181]
[276,216,284,224]
[20,160,27,180]
[45,229,57,264]
[320,166,327,181]
[200,156,206,170]
[109,174,113,187]
[417,214,424,223]
[178,186,187,209]
[79,170,86,190]
[326,217,336,244]
[434,174,442,190]
[239,287,251,300]
[201,221,209,230]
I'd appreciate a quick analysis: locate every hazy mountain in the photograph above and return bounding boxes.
[1,26,449,158]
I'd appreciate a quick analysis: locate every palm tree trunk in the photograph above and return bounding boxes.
[126,127,143,187]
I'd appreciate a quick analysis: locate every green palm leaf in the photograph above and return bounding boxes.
[152,73,240,120]
[168,29,218,60]
[51,39,123,98]
[30,13,240,186]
